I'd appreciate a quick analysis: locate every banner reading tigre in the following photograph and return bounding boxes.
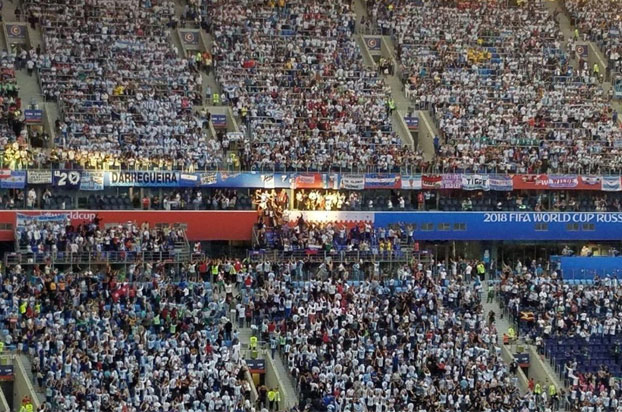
[461,174,489,191]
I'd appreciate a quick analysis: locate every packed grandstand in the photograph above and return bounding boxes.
[0,0,620,411]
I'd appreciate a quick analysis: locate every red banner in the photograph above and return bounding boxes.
[0,210,258,242]
[422,175,442,189]
[512,174,550,190]
[294,173,324,189]
[512,175,602,191]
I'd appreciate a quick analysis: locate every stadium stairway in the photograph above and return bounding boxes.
[238,326,299,411]
[170,0,244,166]
[352,0,376,68]
[223,286,298,411]
[267,346,299,410]
[486,280,567,401]
[549,0,622,122]
[1,5,59,144]
[171,0,221,107]
[17,355,45,405]
[353,0,437,162]
[483,281,515,344]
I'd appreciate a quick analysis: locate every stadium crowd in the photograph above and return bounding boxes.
[370,0,622,174]
[0,0,619,178]
[498,268,622,341]
[3,0,622,410]
[497,260,622,411]
[23,0,226,171]
[242,258,563,411]
[16,218,183,257]
[3,234,621,411]
[209,0,427,172]
[0,50,24,147]
[255,219,380,256]
[565,0,622,75]
[238,252,622,411]
[0,262,255,411]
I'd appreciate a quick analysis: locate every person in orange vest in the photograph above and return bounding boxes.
[202,52,212,74]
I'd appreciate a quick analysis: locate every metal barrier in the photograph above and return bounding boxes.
[0,161,438,176]
[246,248,430,265]
[5,249,195,267]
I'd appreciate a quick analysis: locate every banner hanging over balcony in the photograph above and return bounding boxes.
[8,170,621,192]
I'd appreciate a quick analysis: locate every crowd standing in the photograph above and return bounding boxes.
[0,260,256,411]
[254,189,289,228]
[0,44,44,170]
[497,260,622,340]
[370,0,622,174]
[3,0,622,176]
[22,0,226,171]
[498,259,622,411]
[209,0,426,172]
[257,219,377,256]
[241,258,551,412]
[16,218,183,258]
[0,0,433,173]
[565,0,622,76]
[7,228,622,411]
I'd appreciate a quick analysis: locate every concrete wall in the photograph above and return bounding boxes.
[11,356,40,412]
[586,43,608,78]
[501,343,529,394]
[380,36,394,62]
[526,345,564,390]
[0,383,10,412]
[416,110,437,160]
[244,369,259,404]
[41,103,56,142]
[392,110,414,148]
[264,355,294,411]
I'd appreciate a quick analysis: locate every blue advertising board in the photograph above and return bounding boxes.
[558,256,622,280]
[24,109,43,124]
[245,359,266,373]
[374,212,622,241]
[404,116,419,130]
[211,114,226,128]
[514,353,530,367]
[0,364,13,381]
[208,172,293,188]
